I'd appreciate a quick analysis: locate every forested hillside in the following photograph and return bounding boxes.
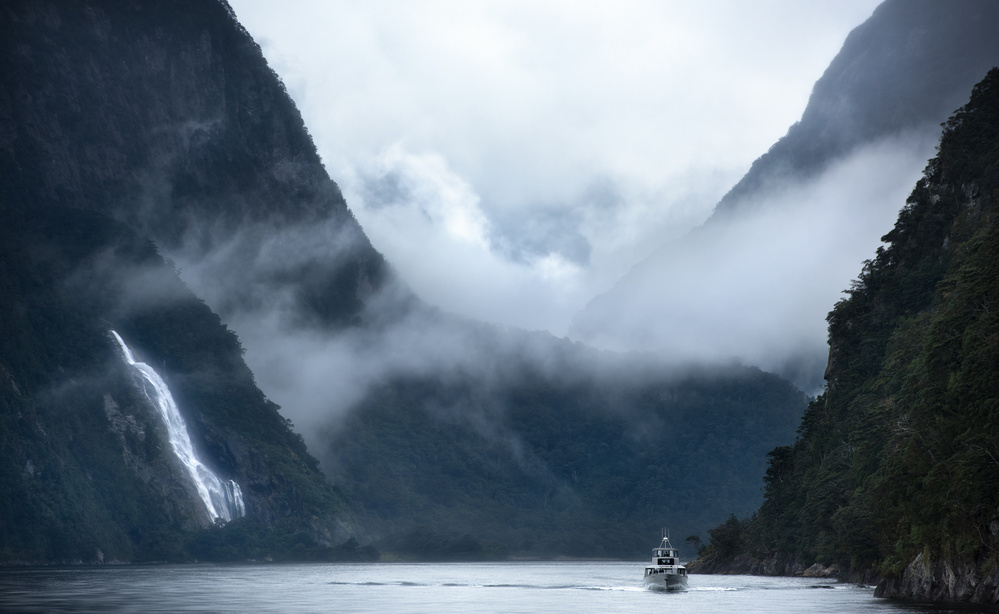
[696,68,999,606]
[325,344,805,559]
[0,207,361,563]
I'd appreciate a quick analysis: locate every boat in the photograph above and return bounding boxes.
[643,529,688,590]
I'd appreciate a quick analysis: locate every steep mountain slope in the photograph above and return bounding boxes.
[699,68,999,607]
[0,0,397,330]
[0,0,385,563]
[713,0,999,218]
[572,0,999,392]
[2,0,810,561]
[0,207,356,563]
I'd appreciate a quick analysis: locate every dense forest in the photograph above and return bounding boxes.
[324,347,805,559]
[695,68,999,605]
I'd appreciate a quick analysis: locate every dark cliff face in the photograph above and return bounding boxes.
[713,0,999,217]
[0,207,353,562]
[0,0,377,563]
[742,69,999,606]
[0,0,399,329]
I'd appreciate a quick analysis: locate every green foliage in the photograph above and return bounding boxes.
[735,68,999,575]
[685,535,705,556]
[0,0,390,331]
[702,515,748,561]
[379,526,507,561]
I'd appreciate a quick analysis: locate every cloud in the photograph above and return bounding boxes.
[571,128,941,391]
[227,0,883,336]
[169,216,371,326]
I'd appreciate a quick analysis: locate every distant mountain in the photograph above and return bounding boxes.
[0,0,809,562]
[696,68,999,607]
[321,325,806,558]
[571,0,999,392]
[712,0,999,219]
[0,0,396,330]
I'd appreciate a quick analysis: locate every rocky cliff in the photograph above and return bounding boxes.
[0,0,382,563]
[1,0,399,330]
[711,0,999,218]
[874,552,999,604]
[695,68,999,608]
[0,206,359,562]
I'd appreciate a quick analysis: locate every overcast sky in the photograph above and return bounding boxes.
[228,0,882,336]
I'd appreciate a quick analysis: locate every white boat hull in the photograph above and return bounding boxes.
[644,573,688,590]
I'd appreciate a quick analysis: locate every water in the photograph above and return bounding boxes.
[110,331,245,523]
[0,562,985,613]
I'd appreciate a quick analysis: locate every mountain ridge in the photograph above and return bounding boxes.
[693,67,999,607]
[571,0,999,392]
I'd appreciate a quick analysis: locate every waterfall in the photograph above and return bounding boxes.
[110,330,246,523]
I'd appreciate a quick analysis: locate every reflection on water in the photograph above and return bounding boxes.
[0,562,989,614]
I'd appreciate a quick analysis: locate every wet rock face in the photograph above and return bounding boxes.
[875,552,999,606]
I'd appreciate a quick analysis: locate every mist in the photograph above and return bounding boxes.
[198,0,952,417]
[228,0,882,336]
[572,128,941,391]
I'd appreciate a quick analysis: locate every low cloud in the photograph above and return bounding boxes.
[337,143,733,334]
[229,0,881,336]
[572,128,941,391]
[170,216,370,326]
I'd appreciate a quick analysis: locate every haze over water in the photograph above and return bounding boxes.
[0,562,984,613]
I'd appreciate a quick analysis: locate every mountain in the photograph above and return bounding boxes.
[0,206,362,563]
[695,68,999,607]
[0,0,381,563]
[322,328,806,558]
[1,0,810,562]
[571,0,999,392]
[0,0,397,329]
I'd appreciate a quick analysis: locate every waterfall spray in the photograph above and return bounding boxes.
[110,330,246,523]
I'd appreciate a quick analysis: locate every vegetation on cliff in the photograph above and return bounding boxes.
[698,68,999,601]
[0,0,380,564]
[0,206,366,563]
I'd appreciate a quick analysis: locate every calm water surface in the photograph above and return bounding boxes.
[0,561,985,613]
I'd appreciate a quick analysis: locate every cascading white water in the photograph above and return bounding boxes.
[110,330,246,523]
